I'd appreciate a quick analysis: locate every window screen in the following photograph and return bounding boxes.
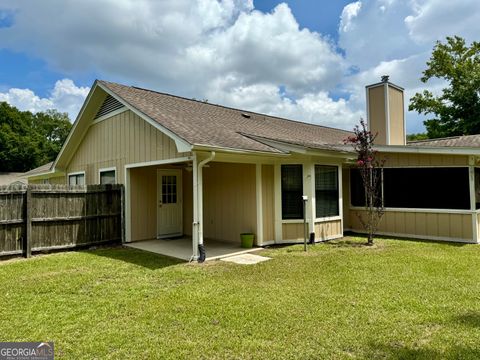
[100,170,116,184]
[350,169,382,207]
[383,167,470,210]
[315,165,339,218]
[68,173,85,186]
[281,164,303,219]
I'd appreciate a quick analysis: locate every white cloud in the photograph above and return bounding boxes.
[0,79,89,120]
[0,0,479,133]
[339,1,362,32]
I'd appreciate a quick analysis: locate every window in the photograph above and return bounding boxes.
[162,175,177,204]
[315,165,339,218]
[383,167,469,210]
[281,164,303,219]
[475,168,480,209]
[68,172,85,186]
[350,169,382,207]
[100,169,116,184]
[350,167,470,210]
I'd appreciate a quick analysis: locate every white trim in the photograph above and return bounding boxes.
[366,86,370,131]
[274,163,282,243]
[348,229,475,244]
[125,168,132,243]
[366,81,404,92]
[304,161,315,237]
[469,166,478,242]
[375,145,480,156]
[315,215,342,223]
[97,82,192,153]
[282,219,304,224]
[67,171,86,185]
[91,107,127,125]
[53,82,100,170]
[381,165,468,169]
[261,233,342,246]
[156,169,183,239]
[350,206,474,215]
[192,153,199,259]
[384,82,391,145]
[98,166,117,184]
[255,164,264,246]
[338,165,344,235]
[125,156,192,169]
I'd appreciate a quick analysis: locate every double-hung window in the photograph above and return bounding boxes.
[281,164,303,219]
[99,168,116,184]
[68,172,85,186]
[315,165,339,218]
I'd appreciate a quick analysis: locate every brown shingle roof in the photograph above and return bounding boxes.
[408,134,480,148]
[99,80,353,153]
[24,161,53,176]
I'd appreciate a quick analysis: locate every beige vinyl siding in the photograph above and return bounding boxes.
[129,165,192,242]
[130,166,157,241]
[282,219,341,242]
[368,85,387,145]
[388,86,405,145]
[262,164,275,243]
[315,220,342,240]
[342,168,350,229]
[28,175,66,185]
[67,110,190,184]
[382,153,468,167]
[203,162,257,244]
[350,209,473,242]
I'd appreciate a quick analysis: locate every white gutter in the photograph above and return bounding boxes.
[375,145,480,156]
[192,151,216,261]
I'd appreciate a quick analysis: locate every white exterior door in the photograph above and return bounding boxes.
[157,169,183,238]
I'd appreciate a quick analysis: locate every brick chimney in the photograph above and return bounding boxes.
[366,75,406,145]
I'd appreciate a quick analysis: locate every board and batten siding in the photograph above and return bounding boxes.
[67,110,190,184]
[262,164,275,243]
[350,210,473,242]
[344,153,475,242]
[203,162,257,244]
[282,220,342,242]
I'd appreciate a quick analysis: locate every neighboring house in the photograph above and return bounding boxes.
[26,77,480,260]
[24,162,64,184]
[0,172,27,186]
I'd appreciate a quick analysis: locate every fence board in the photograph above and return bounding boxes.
[0,184,123,257]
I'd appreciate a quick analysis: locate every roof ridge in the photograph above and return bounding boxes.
[408,135,466,143]
[99,80,352,134]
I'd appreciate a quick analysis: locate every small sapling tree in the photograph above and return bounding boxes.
[345,119,385,245]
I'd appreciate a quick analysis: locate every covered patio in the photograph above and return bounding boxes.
[125,153,262,261]
[125,237,262,261]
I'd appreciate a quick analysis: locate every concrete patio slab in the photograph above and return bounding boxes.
[125,237,262,261]
[220,253,271,265]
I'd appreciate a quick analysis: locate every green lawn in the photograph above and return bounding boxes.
[1,237,480,359]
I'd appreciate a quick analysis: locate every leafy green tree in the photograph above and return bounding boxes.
[409,36,480,138]
[0,102,72,172]
[406,133,429,142]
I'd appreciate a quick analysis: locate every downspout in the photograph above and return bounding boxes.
[195,151,215,262]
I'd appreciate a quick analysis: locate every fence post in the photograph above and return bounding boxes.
[120,185,125,244]
[23,187,32,258]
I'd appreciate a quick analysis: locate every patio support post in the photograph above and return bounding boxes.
[192,153,199,260]
[192,151,216,261]
[468,162,478,243]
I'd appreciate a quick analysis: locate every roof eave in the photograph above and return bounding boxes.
[375,144,480,155]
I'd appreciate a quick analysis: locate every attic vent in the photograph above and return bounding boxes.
[94,95,125,119]
[241,113,251,118]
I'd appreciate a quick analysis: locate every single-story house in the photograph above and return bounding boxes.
[26,77,480,260]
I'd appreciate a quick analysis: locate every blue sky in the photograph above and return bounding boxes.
[0,0,479,133]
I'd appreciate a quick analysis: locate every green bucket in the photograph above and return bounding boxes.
[240,233,255,248]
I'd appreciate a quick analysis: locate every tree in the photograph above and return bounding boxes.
[345,119,384,245]
[0,102,72,172]
[409,36,480,138]
[406,133,429,142]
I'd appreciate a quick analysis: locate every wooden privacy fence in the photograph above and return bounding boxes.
[0,184,124,258]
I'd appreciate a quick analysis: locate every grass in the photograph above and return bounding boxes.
[2,237,480,359]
